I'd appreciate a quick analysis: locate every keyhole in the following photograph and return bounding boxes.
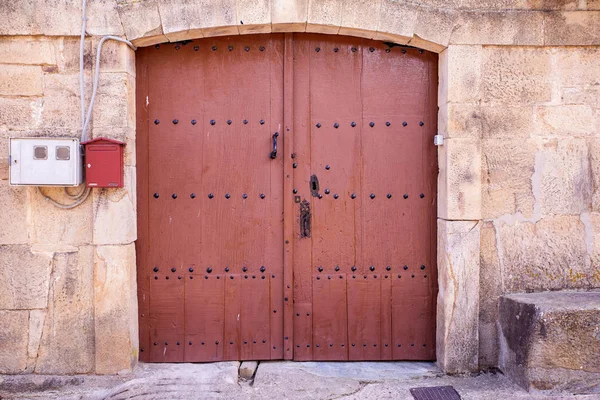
[310,175,320,197]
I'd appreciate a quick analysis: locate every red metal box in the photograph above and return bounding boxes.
[82,137,125,188]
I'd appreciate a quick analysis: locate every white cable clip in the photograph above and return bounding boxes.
[434,135,444,146]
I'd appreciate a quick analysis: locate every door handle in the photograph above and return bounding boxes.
[270,132,279,159]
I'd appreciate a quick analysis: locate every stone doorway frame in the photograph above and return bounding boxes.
[119,2,482,375]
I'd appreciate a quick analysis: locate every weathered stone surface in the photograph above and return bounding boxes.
[0,310,29,374]
[440,103,482,139]
[156,0,204,41]
[536,138,592,215]
[445,104,535,139]
[338,0,381,39]
[450,11,543,45]
[438,48,448,106]
[307,0,342,34]
[0,0,80,36]
[92,73,135,130]
[499,291,600,394]
[561,86,600,108]
[374,0,417,43]
[237,0,271,34]
[411,7,456,51]
[556,47,600,88]
[272,0,308,32]
[29,185,93,245]
[42,74,90,129]
[417,0,579,9]
[479,222,502,369]
[535,105,596,137]
[590,213,600,267]
[590,138,600,212]
[85,0,124,36]
[130,34,170,48]
[481,105,535,139]
[0,65,42,96]
[438,138,482,220]
[482,47,552,104]
[0,97,43,129]
[544,12,600,45]
[117,0,164,43]
[94,244,138,374]
[0,134,7,180]
[199,0,238,37]
[92,362,242,398]
[0,245,53,309]
[496,216,595,292]
[104,0,600,44]
[27,310,46,361]
[437,219,481,374]
[443,45,482,103]
[93,167,137,245]
[0,182,29,244]
[92,39,136,76]
[0,38,57,66]
[482,138,537,219]
[159,0,239,39]
[55,37,92,74]
[239,361,258,380]
[36,247,94,374]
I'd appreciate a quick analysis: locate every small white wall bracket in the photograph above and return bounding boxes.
[434,135,444,146]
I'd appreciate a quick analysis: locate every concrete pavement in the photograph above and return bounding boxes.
[1,362,598,400]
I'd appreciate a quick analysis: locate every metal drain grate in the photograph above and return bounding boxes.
[410,385,462,400]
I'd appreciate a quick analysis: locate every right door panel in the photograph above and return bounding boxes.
[292,34,438,361]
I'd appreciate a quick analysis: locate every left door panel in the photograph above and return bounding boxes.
[136,35,285,362]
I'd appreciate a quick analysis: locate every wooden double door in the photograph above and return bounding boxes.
[136,33,438,362]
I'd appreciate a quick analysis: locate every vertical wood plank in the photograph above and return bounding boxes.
[282,32,295,361]
[148,276,184,362]
[291,34,313,360]
[292,303,313,361]
[312,274,348,360]
[240,275,271,360]
[347,274,381,360]
[135,47,150,362]
[184,274,225,362]
[380,273,393,360]
[224,274,242,360]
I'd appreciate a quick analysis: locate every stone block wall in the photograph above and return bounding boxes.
[0,0,598,376]
[476,45,600,369]
[0,35,137,374]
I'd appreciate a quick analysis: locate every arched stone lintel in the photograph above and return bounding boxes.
[130,23,445,53]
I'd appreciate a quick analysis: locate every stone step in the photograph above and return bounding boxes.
[239,361,259,381]
[498,291,600,394]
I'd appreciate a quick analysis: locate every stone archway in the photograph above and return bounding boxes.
[116,0,482,374]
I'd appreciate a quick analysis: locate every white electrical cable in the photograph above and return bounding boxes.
[38,187,92,209]
[81,35,136,142]
[80,0,87,135]
[40,0,135,209]
[64,184,87,199]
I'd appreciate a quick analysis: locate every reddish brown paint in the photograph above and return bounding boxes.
[282,33,295,361]
[136,34,437,362]
[82,137,125,188]
[136,35,284,362]
[290,34,437,361]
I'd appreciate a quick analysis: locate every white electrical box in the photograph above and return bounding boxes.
[9,138,83,186]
